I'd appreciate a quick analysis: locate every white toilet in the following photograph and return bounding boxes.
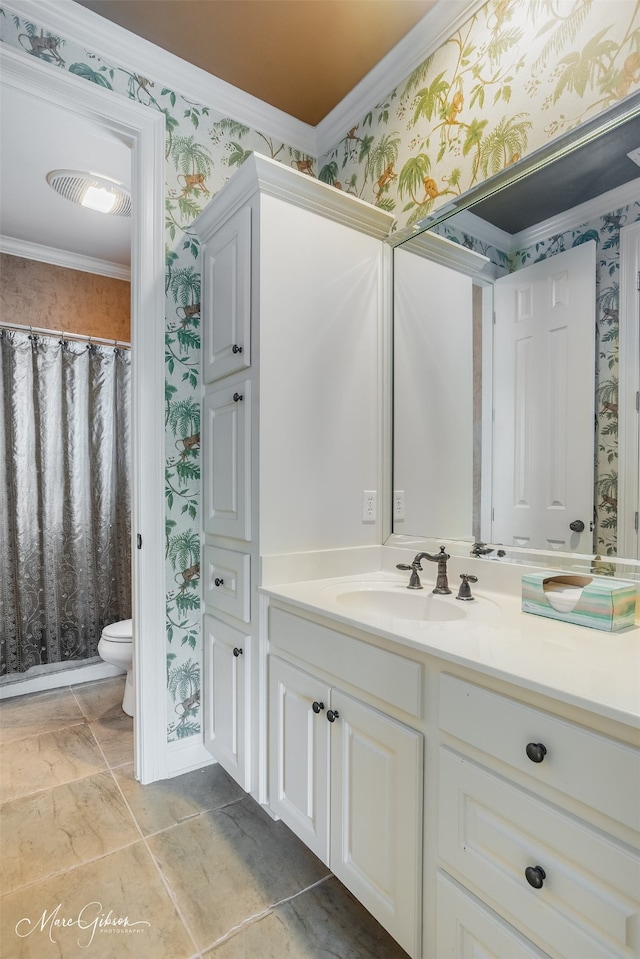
[98,619,134,716]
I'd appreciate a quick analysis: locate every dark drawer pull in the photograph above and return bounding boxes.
[525,865,546,889]
[526,742,547,763]
[233,647,243,657]
[214,578,224,587]
[232,344,243,354]
[233,392,243,402]
[312,701,324,714]
[326,709,339,723]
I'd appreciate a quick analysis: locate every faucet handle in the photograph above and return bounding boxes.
[396,563,412,571]
[456,573,478,601]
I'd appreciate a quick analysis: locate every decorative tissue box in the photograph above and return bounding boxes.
[521,572,637,632]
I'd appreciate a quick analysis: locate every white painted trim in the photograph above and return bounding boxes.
[441,178,640,255]
[7,0,481,163]
[618,221,640,560]
[166,738,215,778]
[193,153,394,242]
[0,47,167,783]
[0,235,131,281]
[0,662,122,699]
[315,0,484,156]
[511,177,640,250]
[7,0,317,157]
[399,228,493,277]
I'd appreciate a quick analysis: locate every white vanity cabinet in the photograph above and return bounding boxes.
[436,674,640,959]
[194,155,393,795]
[261,588,640,959]
[268,608,424,959]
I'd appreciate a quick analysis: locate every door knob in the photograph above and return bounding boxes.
[326,710,339,722]
[214,578,224,587]
[312,701,325,714]
[233,647,243,657]
[569,520,585,532]
[232,344,243,354]
[233,392,243,402]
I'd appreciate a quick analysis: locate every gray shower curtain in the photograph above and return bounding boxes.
[0,330,131,676]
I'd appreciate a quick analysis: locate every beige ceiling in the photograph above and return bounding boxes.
[74,0,437,125]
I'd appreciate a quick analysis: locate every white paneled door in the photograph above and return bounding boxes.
[492,242,596,551]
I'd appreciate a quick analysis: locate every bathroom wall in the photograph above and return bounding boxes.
[2,0,638,743]
[0,254,130,341]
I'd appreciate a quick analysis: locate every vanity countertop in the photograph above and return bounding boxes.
[261,571,640,730]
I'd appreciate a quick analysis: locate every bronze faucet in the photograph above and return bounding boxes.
[396,546,451,593]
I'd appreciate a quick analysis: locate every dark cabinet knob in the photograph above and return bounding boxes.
[525,865,546,889]
[569,520,585,532]
[312,701,325,714]
[214,578,224,587]
[232,344,243,354]
[233,647,243,657]
[233,392,243,402]
[326,709,339,723]
[525,742,547,763]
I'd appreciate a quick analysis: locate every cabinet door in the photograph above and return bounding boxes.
[203,614,251,790]
[268,656,330,863]
[203,380,251,541]
[202,205,251,383]
[329,689,423,958]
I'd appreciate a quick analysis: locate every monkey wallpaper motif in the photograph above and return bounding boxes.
[2,0,639,741]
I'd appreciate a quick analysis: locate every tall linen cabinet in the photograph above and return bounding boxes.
[193,154,393,799]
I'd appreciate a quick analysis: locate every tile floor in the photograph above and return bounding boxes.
[0,676,410,958]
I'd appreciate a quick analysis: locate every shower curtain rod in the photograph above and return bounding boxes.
[0,319,130,350]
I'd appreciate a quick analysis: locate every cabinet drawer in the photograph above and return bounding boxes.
[203,546,250,623]
[437,872,549,959]
[269,606,423,718]
[439,747,640,959]
[439,674,640,831]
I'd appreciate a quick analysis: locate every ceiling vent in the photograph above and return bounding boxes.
[46,170,131,216]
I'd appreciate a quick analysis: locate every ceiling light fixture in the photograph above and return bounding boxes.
[46,170,131,216]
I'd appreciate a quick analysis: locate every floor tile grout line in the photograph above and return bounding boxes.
[202,874,334,954]
[100,737,205,959]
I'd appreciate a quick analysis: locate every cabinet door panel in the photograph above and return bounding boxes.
[330,689,423,959]
[203,614,251,790]
[202,206,251,383]
[203,380,251,541]
[268,657,330,863]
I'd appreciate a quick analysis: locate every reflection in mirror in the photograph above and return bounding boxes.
[393,100,640,565]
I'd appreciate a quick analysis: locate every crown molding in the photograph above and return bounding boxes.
[397,228,494,278]
[193,153,394,243]
[6,0,482,163]
[440,178,640,255]
[5,0,318,156]
[0,235,131,280]
[315,0,485,157]
[511,177,640,250]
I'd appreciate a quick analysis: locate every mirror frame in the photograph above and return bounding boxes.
[383,89,640,578]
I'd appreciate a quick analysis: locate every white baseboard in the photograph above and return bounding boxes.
[0,661,123,699]
[166,736,215,778]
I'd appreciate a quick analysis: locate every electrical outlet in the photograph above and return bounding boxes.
[362,490,377,522]
[393,490,405,521]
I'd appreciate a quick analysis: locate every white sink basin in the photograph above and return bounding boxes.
[333,586,467,622]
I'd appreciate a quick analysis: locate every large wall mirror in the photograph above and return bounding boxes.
[391,92,640,568]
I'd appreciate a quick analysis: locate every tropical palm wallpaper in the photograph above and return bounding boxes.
[2,0,639,741]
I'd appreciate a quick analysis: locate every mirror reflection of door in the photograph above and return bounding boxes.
[491,243,596,552]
